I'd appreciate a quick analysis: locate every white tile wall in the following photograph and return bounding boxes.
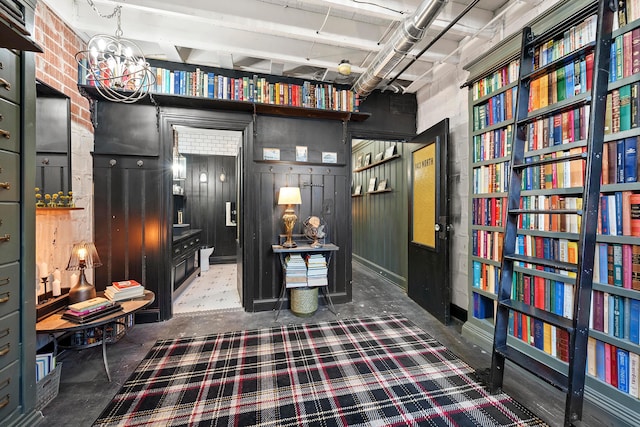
[178,129,241,156]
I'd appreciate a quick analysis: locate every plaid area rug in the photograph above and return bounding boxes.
[93,314,547,426]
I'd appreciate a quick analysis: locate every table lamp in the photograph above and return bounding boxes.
[278,187,302,248]
[66,241,103,304]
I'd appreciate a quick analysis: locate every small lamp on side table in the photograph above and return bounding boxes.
[278,187,302,248]
[66,242,102,304]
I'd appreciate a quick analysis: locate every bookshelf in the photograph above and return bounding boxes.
[78,59,366,117]
[466,1,639,424]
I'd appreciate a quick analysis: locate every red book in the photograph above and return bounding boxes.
[624,31,633,78]
[585,52,594,91]
[623,244,633,289]
[605,343,612,384]
[610,344,618,388]
[630,194,640,236]
[633,28,640,75]
[112,279,142,290]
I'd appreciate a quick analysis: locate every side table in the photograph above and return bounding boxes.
[272,242,339,320]
[35,290,155,381]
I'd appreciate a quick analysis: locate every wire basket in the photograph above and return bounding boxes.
[36,362,62,411]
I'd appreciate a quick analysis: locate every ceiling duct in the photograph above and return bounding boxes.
[353,0,448,97]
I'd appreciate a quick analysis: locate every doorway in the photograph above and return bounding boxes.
[172,126,243,314]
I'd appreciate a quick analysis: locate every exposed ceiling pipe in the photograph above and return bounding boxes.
[352,0,448,97]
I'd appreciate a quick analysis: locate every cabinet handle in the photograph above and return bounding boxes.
[0,293,8,303]
[0,78,10,92]
[0,277,9,286]
[0,328,8,339]
[0,234,9,242]
[0,343,9,356]
[0,394,8,409]
[0,129,8,139]
[0,183,9,190]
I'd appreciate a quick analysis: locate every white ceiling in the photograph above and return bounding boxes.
[43,0,538,94]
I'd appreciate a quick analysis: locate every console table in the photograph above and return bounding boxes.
[272,242,339,319]
[35,290,155,381]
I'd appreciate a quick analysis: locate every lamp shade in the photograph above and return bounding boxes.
[66,242,103,270]
[278,187,302,205]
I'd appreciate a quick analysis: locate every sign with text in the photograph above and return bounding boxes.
[412,143,436,248]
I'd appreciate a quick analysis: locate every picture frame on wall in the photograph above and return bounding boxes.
[384,145,397,159]
[356,154,363,168]
[377,179,388,191]
[263,148,280,161]
[322,152,337,163]
[374,152,384,162]
[364,153,372,166]
[354,185,362,195]
[296,146,308,162]
[367,177,377,192]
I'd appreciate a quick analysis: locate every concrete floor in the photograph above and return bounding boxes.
[40,262,619,427]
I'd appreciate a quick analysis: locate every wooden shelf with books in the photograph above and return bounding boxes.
[466,1,640,424]
[468,54,520,320]
[586,6,640,407]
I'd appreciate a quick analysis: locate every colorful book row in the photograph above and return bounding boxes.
[587,336,640,398]
[472,125,513,163]
[472,162,510,194]
[471,60,520,101]
[591,290,640,344]
[512,270,574,320]
[78,61,360,113]
[520,148,586,191]
[609,26,640,82]
[472,262,500,294]
[472,87,517,131]
[472,230,504,262]
[517,196,582,233]
[528,53,593,112]
[524,105,590,153]
[594,243,640,291]
[602,137,640,185]
[472,196,507,227]
[531,14,597,71]
[605,83,640,135]
[598,192,640,237]
[513,236,578,274]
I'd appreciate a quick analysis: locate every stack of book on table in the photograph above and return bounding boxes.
[285,254,307,287]
[105,279,145,301]
[62,297,122,324]
[306,254,328,287]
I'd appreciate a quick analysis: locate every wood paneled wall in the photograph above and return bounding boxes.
[351,140,420,289]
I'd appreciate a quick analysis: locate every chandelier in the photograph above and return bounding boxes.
[75,2,155,103]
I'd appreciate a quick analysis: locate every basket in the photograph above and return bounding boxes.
[36,362,62,411]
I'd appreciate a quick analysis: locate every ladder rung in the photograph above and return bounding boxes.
[495,345,569,392]
[509,209,582,215]
[498,299,575,332]
[513,152,586,170]
[516,95,591,126]
[504,254,578,272]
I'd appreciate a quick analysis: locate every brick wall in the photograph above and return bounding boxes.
[33,2,91,131]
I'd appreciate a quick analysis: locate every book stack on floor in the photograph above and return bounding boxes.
[105,280,145,301]
[285,254,307,288]
[62,297,122,324]
[306,254,328,287]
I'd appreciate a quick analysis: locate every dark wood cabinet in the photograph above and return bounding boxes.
[1,0,44,424]
[172,229,201,296]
